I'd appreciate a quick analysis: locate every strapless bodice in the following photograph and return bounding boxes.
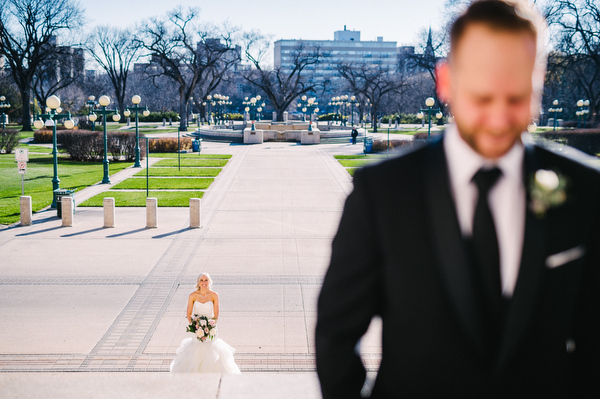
[193,301,214,318]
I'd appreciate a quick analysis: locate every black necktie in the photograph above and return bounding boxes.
[471,167,504,349]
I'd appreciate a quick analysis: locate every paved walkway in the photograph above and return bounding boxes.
[0,141,384,398]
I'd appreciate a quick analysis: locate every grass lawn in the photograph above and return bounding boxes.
[347,168,359,177]
[112,177,213,190]
[134,167,221,177]
[338,159,380,168]
[334,154,383,176]
[18,144,68,154]
[79,190,205,207]
[154,158,228,167]
[149,153,232,159]
[334,154,387,160]
[0,152,132,225]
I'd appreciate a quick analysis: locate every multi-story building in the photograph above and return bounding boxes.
[274,26,399,85]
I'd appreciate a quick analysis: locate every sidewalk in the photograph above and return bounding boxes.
[0,140,382,398]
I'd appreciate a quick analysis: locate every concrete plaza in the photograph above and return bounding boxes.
[0,140,388,397]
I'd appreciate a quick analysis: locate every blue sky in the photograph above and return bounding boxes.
[84,0,448,47]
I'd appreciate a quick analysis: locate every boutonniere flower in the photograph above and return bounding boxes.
[530,169,568,218]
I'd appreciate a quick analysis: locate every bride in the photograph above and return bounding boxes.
[170,273,241,373]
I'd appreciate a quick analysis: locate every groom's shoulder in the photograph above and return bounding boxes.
[531,142,600,180]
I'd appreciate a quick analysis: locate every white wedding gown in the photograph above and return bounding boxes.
[170,301,241,373]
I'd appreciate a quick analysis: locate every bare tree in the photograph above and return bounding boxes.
[337,63,410,132]
[242,31,329,122]
[546,0,600,123]
[137,7,239,131]
[405,27,448,111]
[32,42,84,109]
[84,26,141,116]
[0,0,83,130]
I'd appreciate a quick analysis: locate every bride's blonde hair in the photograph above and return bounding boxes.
[196,272,213,291]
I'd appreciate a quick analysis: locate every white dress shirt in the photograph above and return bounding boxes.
[444,126,526,297]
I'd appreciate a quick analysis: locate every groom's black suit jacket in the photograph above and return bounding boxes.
[316,137,600,398]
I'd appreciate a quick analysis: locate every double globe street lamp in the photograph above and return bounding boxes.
[0,96,11,129]
[123,95,150,168]
[548,99,562,131]
[33,95,75,207]
[93,95,120,184]
[297,96,318,122]
[417,97,443,139]
[576,99,590,128]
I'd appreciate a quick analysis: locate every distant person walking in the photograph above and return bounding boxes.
[351,128,358,145]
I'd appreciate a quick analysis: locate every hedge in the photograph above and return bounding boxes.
[138,111,180,123]
[57,130,146,162]
[148,137,192,152]
[534,129,600,155]
[0,129,20,153]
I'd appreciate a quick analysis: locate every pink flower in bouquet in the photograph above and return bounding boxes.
[209,319,216,327]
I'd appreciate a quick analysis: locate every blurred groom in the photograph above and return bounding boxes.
[316,0,600,397]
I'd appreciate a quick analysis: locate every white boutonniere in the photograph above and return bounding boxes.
[530,169,568,218]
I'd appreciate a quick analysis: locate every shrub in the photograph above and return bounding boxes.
[381,113,437,124]
[414,132,443,141]
[138,111,180,123]
[78,118,102,131]
[0,129,20,153]
[226,113,244,121]
[34,130,54,143]
[148,137,192,152]
[534,129,600,155]
[59,130,101,161]
[318,113,348,122]
[372,140,415,152]
[58,130,147,161]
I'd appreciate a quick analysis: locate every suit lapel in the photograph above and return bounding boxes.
[497,144,547,369]
[424,138,487,353]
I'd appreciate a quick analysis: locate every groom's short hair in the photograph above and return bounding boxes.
[451,0,539,46]
[449,0,548,97]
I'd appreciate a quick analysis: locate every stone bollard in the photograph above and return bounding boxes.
[103,197,115,228]
[190,198,201,228]
[61,197,73,227]
[20,196,32,226]
[146,197,158,228]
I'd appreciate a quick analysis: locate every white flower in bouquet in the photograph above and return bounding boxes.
[530,169,567,218]
[535,170,560,191]
[209,319,217,327]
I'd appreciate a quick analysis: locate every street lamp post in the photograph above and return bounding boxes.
[32,95,75,208]
[0,96,11,129]
[96,95,120,184]
[124,95,150,168]
[417,97,442,139]
[206,95,212,124]
[297,96,318,122]
[548,99,562,131]
[576,99,590,128]
[348,95,359,126]
[86,95,97,131]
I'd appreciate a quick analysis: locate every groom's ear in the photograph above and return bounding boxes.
[436,60,451,104]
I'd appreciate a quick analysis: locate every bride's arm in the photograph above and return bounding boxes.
[186,293,195,323]
[212,292,220,321]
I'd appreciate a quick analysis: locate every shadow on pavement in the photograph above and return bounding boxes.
[15,225,63,236]
[106,228,148,238]
[60,227,106,238]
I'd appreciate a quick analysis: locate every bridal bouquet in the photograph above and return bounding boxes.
[186,314,217,342]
